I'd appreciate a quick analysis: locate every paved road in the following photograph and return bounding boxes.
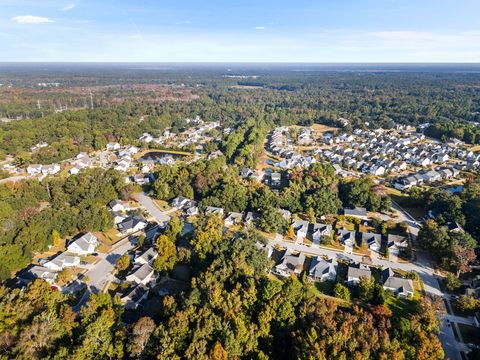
[134,192,171,225]
[267,236,464,359]
[73,236,135,312]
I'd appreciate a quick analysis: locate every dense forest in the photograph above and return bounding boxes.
[2,66,480,162]
[0,168,132,279]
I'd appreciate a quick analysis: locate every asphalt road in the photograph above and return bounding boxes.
[267,235,465,359]
[73,236,135,312]
[134,192,171,225]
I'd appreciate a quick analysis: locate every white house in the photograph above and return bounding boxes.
[44,253,80,271]
[67,233,99,256]
[292,219,309,241]
[41,164,61,175]
[205,206,224,217]
[274,250,305,277]
[126,263,155,285]
[118,216,147,234]
[224,212,244,227]
[347,264,371,286]
[121,284,149,310]
[109,199,127,212]
[312,223,332,246]
[27,164,43,175]
[381,268,414,298]
[135,248,158,265]
[106,142,121,151]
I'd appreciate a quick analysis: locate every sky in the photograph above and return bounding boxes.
[1,0,480,62]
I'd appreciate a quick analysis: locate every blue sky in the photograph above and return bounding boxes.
[1,0,480,62]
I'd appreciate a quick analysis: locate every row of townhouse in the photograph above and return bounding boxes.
[317,127,471,175]
[393,166,461,190]
[27,163,61,176]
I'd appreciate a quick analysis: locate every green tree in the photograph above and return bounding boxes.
[154,235,177,272]
[115,254,131,272]
[333,283,351,301]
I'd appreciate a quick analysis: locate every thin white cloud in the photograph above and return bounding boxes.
[12,15,53,24]
[254,26,266,30]
[62,4,76,11]
[128,34,142,39]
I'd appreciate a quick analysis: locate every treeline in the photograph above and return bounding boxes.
[152,159,391,234]
[404,180,480,273]
[221,117,271,168]
[0,232,444,359]
[0,168,131,279]
[424,121,480,144]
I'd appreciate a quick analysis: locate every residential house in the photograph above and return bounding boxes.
[311,223,332,246]
[277,208,291,220]
[387,234,408,256]
[245,211,259,224]
[27,164,42,176]
[360,232,382,253]
[273,250,306,277]
[106,142,120,151]
[121,284,149,310]
[44,253,80,271]
[347,264,371,286]
[292,219,309,240]
[17,265,58,285]
[118,216,147,234]
[344,207,368,220]
[171,196,195,209]
[109,199,127,212]
[126,263,155,285]
[381,268,414,298]
[41,164,61,175]
[338,229,356,247]
[205,206,224,217]
[135,248,158,265]
[67,233,98,256]
[224,212,244,227]
[309,257,337,282]
[270,172,282,186]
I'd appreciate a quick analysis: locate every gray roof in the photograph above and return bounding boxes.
[309,257,337,278]
[69,232,98,252]
[361,232,382,247]
[123,284,149,303]
[118,216,146,232]
[383,276,414,294]
[136,248,157,264]
[347,265,371,280]
[277,250,305,273]
[129,263,154,282]
[312,223,332,235]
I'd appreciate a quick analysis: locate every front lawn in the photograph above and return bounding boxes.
[384,292,419,318]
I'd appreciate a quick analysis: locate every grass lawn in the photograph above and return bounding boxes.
[153,199,171,211]
[80,255,97,264]
[384,293,419,318]
[96,228,123,245]
[458,323,480,345]
[335,220,356,231]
